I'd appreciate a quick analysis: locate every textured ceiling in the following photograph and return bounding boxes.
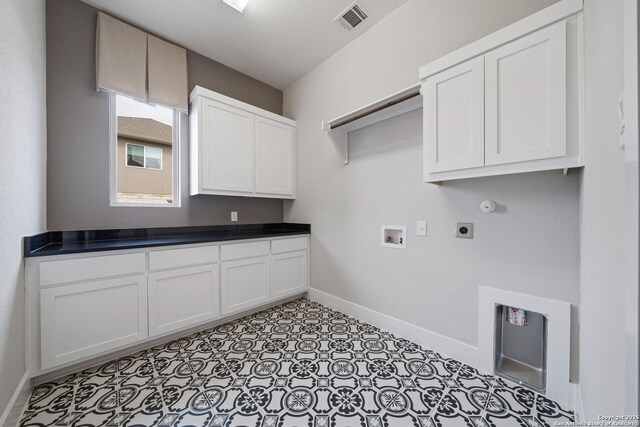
[81,0,410,89]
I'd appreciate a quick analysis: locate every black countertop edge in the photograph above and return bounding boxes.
[24,223,310,257]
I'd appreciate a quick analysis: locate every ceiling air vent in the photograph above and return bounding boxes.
[335,2,369,31]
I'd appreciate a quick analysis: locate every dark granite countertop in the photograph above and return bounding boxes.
[24,223,310,257]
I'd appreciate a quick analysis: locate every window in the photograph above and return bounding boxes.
[126,144,163,170]
[110,93,180,206]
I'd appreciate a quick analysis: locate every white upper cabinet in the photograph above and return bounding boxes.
[425,56,485,173]
[190,86,296,198]
[200,99,255,193]
[420,1,583,183]
[484,21,567,166]
[255,116,295,196]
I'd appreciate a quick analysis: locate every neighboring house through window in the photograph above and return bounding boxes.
[110,93,180,206]
[126,143,162,170]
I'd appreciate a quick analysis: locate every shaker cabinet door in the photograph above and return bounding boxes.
[271,251,308,299]
[200,99,255,193]
[424,56,485,173]
[148,264,220,337]
[255,116,295,197]
[220,257,270,316]
[40,275,148,370]
[484,21,567,166]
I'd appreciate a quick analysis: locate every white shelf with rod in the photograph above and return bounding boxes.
[321,83,422,165]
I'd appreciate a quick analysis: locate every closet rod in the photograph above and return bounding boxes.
[329,89,421,130]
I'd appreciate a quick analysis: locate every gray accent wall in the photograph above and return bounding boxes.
[46,0,284,230]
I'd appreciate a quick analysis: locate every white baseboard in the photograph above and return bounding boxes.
[573,383,585,423]
[307,288,479,368]
[0,373,31,427]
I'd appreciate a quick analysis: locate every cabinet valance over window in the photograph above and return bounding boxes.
[96,12,147,101]
[96,12,188,112]
[147,35,188,111]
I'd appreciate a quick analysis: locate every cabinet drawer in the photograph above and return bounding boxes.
[149,245,218,271]
[39,253,145,287]
[271,237,308,254]
[221,241,269,261]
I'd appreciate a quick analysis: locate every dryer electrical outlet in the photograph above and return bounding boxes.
[456,222,474,239]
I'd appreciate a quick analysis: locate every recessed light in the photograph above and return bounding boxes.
[223,0,250,13]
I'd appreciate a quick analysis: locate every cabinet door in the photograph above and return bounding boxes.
[271,251,308,300]
[148,264,220,337]
[485,21,567,165]
[255,116,295,197]
[200,98,255,193]
[221,257,270,316]
[40,275,147,370]
[424,56,485,173]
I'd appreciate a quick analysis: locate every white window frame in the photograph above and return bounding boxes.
[109,92,181,207]
[125,143,164,170]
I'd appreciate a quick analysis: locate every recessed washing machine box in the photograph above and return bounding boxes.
[494,305,547,393]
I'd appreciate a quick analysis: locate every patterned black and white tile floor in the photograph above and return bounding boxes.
[20,298,574,427]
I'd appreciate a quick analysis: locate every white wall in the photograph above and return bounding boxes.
[579,0,627,419]
[0,0,47,419]
[283,0,580,377]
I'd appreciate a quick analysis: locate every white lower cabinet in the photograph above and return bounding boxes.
[221,256,271,316]
[40,275,148,370]
[148,264,220,337]
[30,235,309,376]
[271,251,308,299]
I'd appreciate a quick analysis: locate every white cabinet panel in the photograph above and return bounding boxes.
[271,237,308,254]
[39,253,145,287]
[485,21,567,165]
[424,56,485,173]
[201,98,255,193]
[149,245,219,271]
[271,251,308,299]
[221,257,270,315]
[221,240,269,261]
[40,275,147,370]
[148,264,220,337]
[255,116,295,197]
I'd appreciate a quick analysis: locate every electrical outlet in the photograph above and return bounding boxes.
[417,221,427,236]
[231,211,238,222]
[456,222,474,239]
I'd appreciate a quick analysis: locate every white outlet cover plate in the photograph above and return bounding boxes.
[231,211,238,222]
[417,221,427,236]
